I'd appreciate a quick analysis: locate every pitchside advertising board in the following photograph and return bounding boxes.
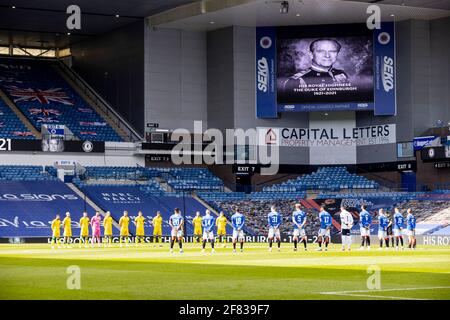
[256,23,396,117]
[0,181,96,237]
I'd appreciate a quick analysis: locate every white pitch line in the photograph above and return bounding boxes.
[320,286,450,295]
[319,286,450,299]
[323,293,428,300]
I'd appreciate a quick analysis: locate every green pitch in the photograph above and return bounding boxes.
[0,243,449,300]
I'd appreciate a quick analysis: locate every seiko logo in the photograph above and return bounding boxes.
[0,194,78,201]
[382,56,394,92]
[260,36,272,49]
[378,32,391,45]
[257,58,269,93]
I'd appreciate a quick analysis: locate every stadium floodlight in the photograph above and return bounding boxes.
[280,1,289,14]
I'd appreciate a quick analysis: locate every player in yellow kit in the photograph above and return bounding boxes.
[216,211,228,247]
[103,211,113,247]
[134,211,146,246]
[51,214,61,249]
[152,211,163,247]
[192,211,202,243]
[62,212,72,248]
[79,212,90,248]
[119,211,130,247]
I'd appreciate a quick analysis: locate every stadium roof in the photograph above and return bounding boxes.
[0,0,448,49]
[151,0,449,31]
[0,0,196,49]
[351,0,450,11]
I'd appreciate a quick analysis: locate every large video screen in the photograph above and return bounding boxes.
[277,25,373,107]
[256,23,396,117]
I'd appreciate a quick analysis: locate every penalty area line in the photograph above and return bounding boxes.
[320,292,427,300]
[318,286,450,300]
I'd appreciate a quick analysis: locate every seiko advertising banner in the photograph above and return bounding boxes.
[256,27,277,118]
[256,23,396,117]
[374,22,397,116]
[257,124,396,147]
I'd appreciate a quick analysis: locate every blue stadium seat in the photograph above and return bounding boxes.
[0,58,123,142]
[0,165,58,181]
[0,99,36,139]
[262,166,379,192]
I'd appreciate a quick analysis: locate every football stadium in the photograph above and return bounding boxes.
[0,0,449,304]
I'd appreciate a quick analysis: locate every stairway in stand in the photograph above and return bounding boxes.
[53,64,130,141]
[0,88,42,139]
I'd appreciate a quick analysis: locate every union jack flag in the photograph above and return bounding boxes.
[34,116,59,123]
[80,131,97,135]
[5,86,73,105]
[29,108,61,117]
[13,131,34,137]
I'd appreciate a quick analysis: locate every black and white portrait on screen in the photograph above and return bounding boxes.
[277,36,374,105]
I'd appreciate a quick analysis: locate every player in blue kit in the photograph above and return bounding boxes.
[358,205,372,250]
[377,209,389,250]
[169,208,184,254]
[317,206,332,251]
[201,210,216,253]
[406,208,417,250]
[292,203,307,251]
[393,207,405,251]
[231,207,246,253]
[267,206,282,252]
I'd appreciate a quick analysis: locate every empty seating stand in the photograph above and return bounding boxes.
[0,58,122,142]
[0,165,57,181]
[66,166,224,195]
[263,167,379,192]
[0,98,35,139]
[166,168,224,192]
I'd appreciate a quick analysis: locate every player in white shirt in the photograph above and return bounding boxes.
[231,207,246,253]
[267,206,282,252]
[339,206,354,251]
[201,210,216,253]
[169,208,184,254]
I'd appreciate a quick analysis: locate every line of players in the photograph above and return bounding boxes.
[49,209,231,251]
[339,205,417,251]
[49,203,417,252]
[232,203,416,252]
